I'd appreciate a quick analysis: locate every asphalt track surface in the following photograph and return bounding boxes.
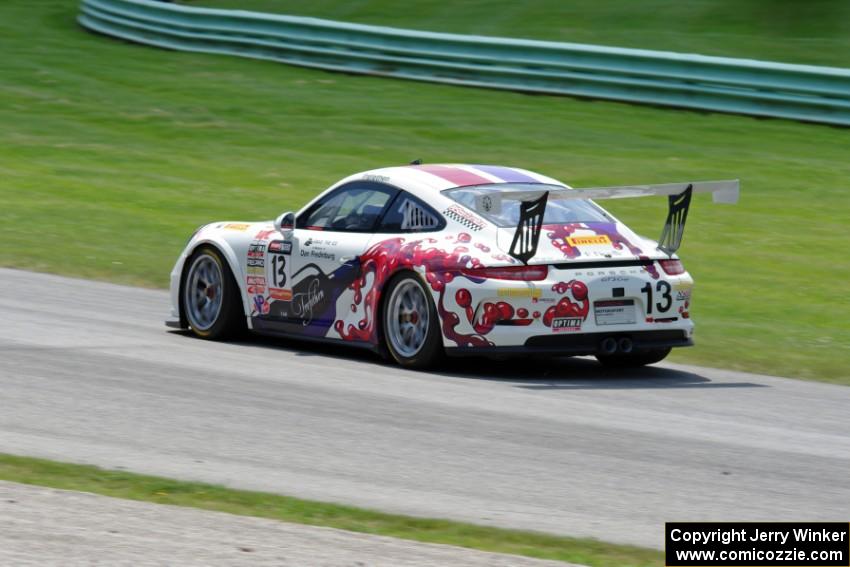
[1,268,849,549]
[0,481,574,566]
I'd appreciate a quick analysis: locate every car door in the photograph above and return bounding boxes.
[262,181,399,338]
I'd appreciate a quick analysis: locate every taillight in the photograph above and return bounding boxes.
[462,265,548,281]
[659,259,685,275]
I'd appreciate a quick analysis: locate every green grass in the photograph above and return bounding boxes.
[1,0,849,383]
[0,454,661,567]
[192,0,850,67]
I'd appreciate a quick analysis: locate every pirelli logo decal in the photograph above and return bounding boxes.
[566,235,611,246]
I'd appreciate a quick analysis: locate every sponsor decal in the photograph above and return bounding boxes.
[566,235,612,246]
[303,238,337,248]
[246,276,266,295]
[247,265,264,276]
[269,287,293,301]
[547,222,645,263]
[247,257,264,268]
[476,193,501,214]
[301,249,336,261]
[542,280,590,328]
[552,317,582,332]
[601,275,630,282]
[362,173,390,183]
[224,223,250,231]
[247,275,267,295]
[497,288,542,299]
[442,205,486,231]
[268,240,292,255]
[254,229,275,240]
[248,243,265,258]
[674,284,693,302]
[268,261,361,337]
[252,295,269,315]
[291,277,327,325]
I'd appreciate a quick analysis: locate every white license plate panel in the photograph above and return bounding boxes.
[594,299,637,326]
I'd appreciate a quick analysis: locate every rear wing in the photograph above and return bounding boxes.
[508,180,739,263]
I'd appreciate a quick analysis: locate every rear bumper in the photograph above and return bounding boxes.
[445,329,692,356]
[438,262,695,350]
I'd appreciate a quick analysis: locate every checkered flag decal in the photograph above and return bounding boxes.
[443,207,484,231]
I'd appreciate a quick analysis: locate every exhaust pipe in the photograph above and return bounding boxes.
[599,337,618,355]
[618,337,634,354]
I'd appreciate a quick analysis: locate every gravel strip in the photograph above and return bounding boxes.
[0,481,580,566]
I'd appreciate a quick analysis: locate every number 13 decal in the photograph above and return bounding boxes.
[641,281,672,314]
[271,254,287,287]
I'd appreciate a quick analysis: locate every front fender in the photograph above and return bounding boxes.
[169,222,272,327]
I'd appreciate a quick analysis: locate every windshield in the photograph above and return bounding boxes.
[443,183,612,227]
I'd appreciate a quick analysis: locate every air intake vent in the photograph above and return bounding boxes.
[400,198,441,230]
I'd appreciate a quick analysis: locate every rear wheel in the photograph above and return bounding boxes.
[595,347,671,368]
[181,246,245,340]
[382,273,443,369]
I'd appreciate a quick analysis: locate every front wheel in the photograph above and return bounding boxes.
[595,347,671,368]
[382,273,443,369]
[181,246,245,340]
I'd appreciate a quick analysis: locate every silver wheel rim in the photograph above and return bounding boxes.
[386,279,430,358]
[184,254,224,331]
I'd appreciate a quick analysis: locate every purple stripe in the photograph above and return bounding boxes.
[472,165,540,184]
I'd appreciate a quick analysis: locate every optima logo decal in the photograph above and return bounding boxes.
[566,235,612,246]
[552,317,582,332]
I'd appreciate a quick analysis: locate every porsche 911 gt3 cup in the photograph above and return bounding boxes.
[168,163,738,368]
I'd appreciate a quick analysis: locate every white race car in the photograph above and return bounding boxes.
[168,163,738,368]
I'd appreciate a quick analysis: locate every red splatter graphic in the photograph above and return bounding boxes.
[545,223,583,259]
[644,262,661,280]
[542,280,590,327]
[334,235,496,346]
[334,231,550,346]
[545,222,660,280]
[545,222,644,259]
[678,300,690,319]
[254,229,275,240]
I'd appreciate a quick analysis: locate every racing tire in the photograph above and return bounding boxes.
[595,347,672,368]
[181,246,246,340]
[381,273,444,369]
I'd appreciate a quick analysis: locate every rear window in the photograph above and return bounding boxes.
[442,183,612,227]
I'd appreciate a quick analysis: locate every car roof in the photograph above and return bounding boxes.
[332,164,567,201]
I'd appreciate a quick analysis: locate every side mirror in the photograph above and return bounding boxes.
[274,211,295,236]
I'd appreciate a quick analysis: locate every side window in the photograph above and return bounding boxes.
[378,192,445,233]
[297,182,398,232]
